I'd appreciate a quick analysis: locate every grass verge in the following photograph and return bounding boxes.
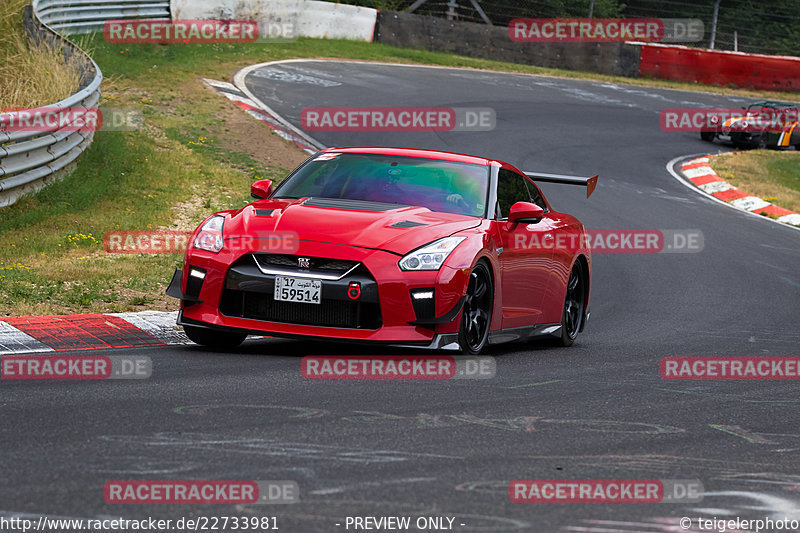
[709,151,800,215]
[1,35,798,315]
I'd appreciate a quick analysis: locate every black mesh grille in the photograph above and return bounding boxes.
[220,290,381,329]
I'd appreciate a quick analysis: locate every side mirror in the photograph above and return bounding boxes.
[508,201,544,224]
[250,179,273,200]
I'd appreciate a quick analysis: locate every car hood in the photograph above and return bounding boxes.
[226,197,482,255]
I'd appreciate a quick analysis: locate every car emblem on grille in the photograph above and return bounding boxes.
[298,257,311,268]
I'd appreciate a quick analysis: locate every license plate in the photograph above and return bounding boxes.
[274,276,321,304]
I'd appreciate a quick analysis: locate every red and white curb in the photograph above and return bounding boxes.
[0,311,189,355]
[679,155,800,228]
[203,78,320,154]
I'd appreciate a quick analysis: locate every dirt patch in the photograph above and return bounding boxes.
[203,82,309,172]
[168,188,205,231]
[115,286,177,312]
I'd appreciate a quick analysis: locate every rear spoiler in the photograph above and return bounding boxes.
[524,172,598,199]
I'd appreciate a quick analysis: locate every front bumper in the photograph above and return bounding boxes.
[166,240,470,345]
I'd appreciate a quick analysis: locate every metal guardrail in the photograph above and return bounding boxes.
[0,1,168,207]
[36,0,170,34]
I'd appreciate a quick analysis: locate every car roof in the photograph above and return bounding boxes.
[319,147,531,181]
[321,146,493,166]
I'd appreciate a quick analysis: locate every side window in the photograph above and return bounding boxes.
[524,180,547,211]
[496,169,529,218]
[496,169,547,218]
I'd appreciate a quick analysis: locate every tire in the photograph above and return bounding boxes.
[700,131,715,142]
[730,133,749,149]
[458,262,493,354]
[557,262,586,347]
[184,324,247,349]
[756,134,769,150]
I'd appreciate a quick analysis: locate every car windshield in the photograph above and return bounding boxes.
[272,153,489,217]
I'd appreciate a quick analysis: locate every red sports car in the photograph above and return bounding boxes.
[167,147,596,354]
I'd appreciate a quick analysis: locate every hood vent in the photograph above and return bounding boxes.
[254,209,275,216]
[390,220,427,228]
[303,197,405,212]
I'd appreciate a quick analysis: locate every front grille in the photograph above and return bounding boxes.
[220,290,381,329]
[253,254,358,278]
[256,254,357,271]
[220,253,382,330]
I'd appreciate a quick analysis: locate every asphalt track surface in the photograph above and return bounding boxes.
[4,61,800,532]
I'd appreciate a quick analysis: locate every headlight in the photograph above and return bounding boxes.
[399,236,466,271]
[193,215,225,253]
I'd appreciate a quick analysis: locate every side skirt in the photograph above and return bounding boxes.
[487,323,563,345]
